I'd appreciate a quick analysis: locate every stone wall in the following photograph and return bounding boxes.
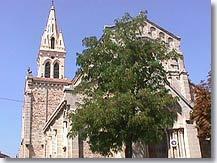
[19,76,72,158]
[30,81,65,157]
[44,101,79,158]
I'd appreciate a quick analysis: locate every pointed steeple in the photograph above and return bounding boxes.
[37,2,66,79]
[39,1,65,52]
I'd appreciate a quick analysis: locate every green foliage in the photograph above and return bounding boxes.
[69,12,179,157]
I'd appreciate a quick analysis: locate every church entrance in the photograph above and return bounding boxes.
[148,132,168,158]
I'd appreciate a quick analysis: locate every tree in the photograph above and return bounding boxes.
[69,12,180,158]
[190,71,211,140]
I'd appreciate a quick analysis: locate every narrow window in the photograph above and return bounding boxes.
[168,37,173,47]
[51,37,55,49]
[60,40,62,46]
[47,35,49,43]
[45,62,51,78]
[54,62,59,78]
[49,136,52,158]
[170,59,179,70]
[53,129,57,158]
[63,121,68,148]
[52,24,54,32]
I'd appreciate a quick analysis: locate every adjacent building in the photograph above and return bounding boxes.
[0,151,10,158]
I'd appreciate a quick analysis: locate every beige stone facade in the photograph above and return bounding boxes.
[18,2,201,158]
[37,4,65,79]
[18,76,72,158]
[18,3,100,158]
[43,87,104,158]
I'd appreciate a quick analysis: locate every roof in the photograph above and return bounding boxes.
[0,152,10,158]
[146,19,181,40]
[166,82,193,110]
[43,100,67,132]
[72,73,82,86]
[28,76,73,85]
[104,18,181,41]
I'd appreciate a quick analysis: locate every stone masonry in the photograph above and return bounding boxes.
[19,2,202,158]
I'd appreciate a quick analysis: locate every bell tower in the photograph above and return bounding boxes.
[18,1,73,158]
[37,1,66,79]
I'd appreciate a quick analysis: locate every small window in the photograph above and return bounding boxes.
[170,59,179,70]
[149,27,156,37]
[159,32,165,39]
[150,26,156,31]
[171,64,179,70]
[51,37,55,49]
[168,37,173,42]
[45,62,51,78]
[54,62,59,78]
[168,37,173,46]
[54,129,57,136]
[64,121,68,128]
[60,40,62,46]
[52,24,54,32]
[47,35,49,44]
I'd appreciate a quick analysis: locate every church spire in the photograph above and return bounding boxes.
[37,2,66,79]
[39,1,65,52]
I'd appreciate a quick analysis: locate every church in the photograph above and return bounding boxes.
[18,2,201,158]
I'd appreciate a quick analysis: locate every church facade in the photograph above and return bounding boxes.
[18,3,201,158]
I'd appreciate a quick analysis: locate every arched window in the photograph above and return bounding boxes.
[168,37,173,47]
[148,26,156,36]
[150,26,156,32]
[54,62,59,78]
[159,32,165,39]
[51,37,55,49]
[45,62,51,78]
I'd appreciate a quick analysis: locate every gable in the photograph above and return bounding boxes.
[43,100,67,133]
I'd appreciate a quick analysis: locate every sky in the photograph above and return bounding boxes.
[0,0,210,157]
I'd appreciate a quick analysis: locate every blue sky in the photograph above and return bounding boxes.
[0,0,210,157]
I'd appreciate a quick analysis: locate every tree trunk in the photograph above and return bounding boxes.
[125,141,133,158]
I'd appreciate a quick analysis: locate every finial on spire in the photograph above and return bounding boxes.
[51,0,55,10]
